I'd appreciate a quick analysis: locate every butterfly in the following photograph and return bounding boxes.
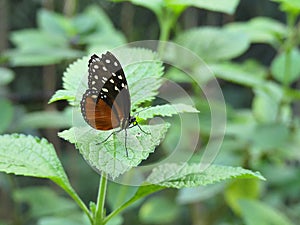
[80,51,147,156]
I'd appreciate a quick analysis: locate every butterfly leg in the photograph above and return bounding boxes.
[124,129,128,157]
[96,129,122,145]
[129,121,151,135]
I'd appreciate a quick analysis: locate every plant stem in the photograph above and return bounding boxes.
[283,13,296,88]
[58,181,93,223]
[94,173,108,225]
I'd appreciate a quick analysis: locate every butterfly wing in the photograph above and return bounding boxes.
[80,52,131,130]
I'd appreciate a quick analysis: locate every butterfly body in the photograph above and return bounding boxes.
[81,52,135,132]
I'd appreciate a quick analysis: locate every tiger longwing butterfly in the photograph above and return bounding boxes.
[80,51,145,156]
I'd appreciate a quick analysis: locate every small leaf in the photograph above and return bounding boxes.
[113,0,164,16]
[175,27,250,62]
[239,199,295,225]
[146,164,265,188]
[225,17,287,45]
[168,0,240,14]
[10,30,67,50]
[18,109,72,129]
[137,104,199,120]
[38,9,73,36]
[250,123,290,149]
[58,123,170,179]
[252,82,283,122]
[48,90,76,104]
[272,0,300,14]
[37,214,90,225]
[210,61,266,87]
[271,48,300,85]
[0,67,15,85]
[6,48,83,67]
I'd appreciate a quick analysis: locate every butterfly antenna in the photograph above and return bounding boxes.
[124,129,129,157]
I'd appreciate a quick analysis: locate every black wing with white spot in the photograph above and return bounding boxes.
[81,52,131,129]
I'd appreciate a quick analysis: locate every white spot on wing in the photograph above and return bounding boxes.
[105,59,110,63]
[102,66,107,71]
[102,88,108,92]
[94,64,99,69]
[110,79,114,83]
[114,61,118,67]
[118,75,122,80]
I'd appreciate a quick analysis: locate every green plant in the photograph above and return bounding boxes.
[0,47,263,225]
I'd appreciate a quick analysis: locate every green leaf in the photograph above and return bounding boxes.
[250,123,290,149]
[272,0,300,14]
[252,82,283,122]
[82,6,126,47]
[137,103,199,120]
[0,99,13,133]
[168,0,240,14]
[139,196,179,224]
[48,90,76,104]
[38,9,74,36]
[115,0,239,15]
[0,134,69,182]
[83,5,118,32]
[37,214,90,225]
[7,48,83,66]
[13,187,78,218]
[225,17,287,45]
[0,67,15,85]
[239,199,295,225]
[271,48,300,85]
[18,109,72,129]
[146,164,265,188]
[175,27,250,62]
[113,0,164,16]
[10,30,67,50]
[0,134,91,221]
[225,179,260,215]
[210,61,266,87]
[58,123,170,179]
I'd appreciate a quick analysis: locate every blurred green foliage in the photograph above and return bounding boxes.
[0,0,300,225]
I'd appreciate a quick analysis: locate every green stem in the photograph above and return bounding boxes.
[58,181,93,223]
[103,197,134,224]
[283,13,297,88]
[103,185,164,224]
[94,173,108,225]
[157,9,179,54]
